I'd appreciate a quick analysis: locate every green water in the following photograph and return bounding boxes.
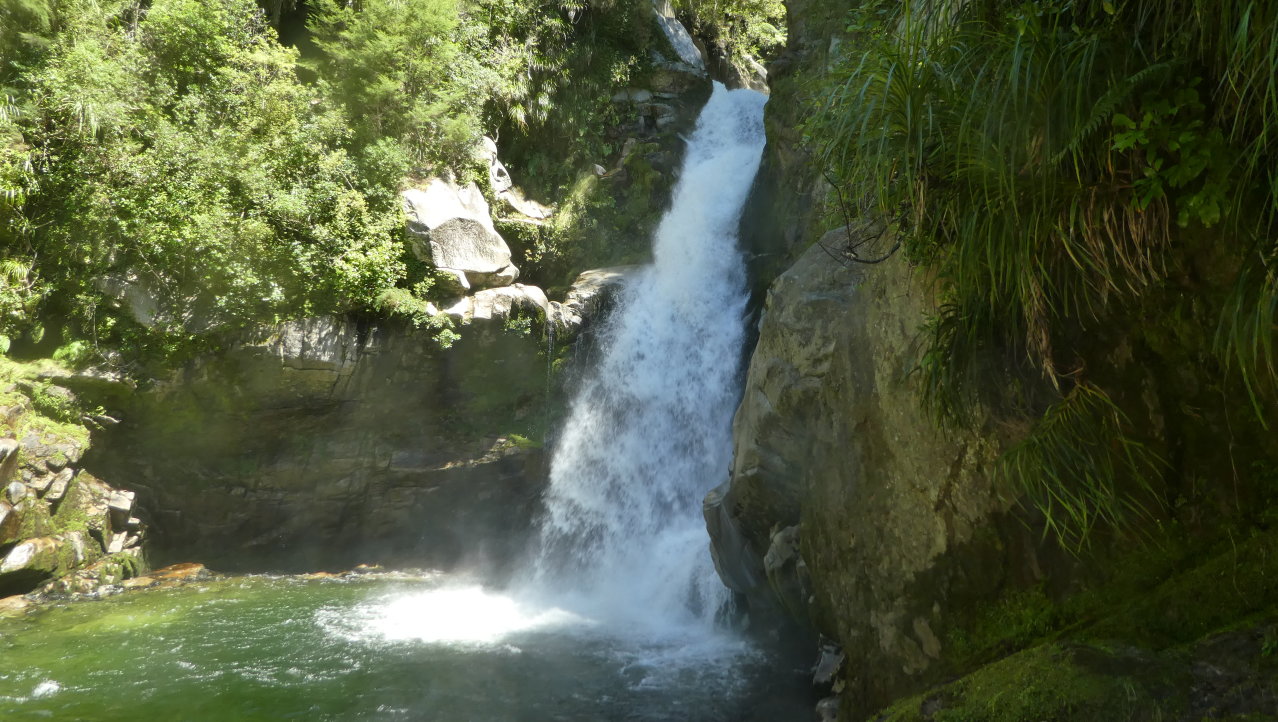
[0,575,811,721]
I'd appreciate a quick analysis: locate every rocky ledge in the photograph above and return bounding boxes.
[0,360,146,601]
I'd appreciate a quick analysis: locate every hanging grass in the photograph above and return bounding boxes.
[806,0,1278,545]
[998,383,1165,553]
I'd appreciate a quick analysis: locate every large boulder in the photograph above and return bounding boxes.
[0,536,62,595]
[708,228,1008,711]
[402,179,519,291]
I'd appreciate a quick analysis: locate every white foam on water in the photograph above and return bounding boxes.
[317,585,589,647]
[31,680,60,698]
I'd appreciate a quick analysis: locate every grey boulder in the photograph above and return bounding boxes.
[402,179,520,290]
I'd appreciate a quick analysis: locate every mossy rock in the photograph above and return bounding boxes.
[875,642,1188,721]
[39,549,144,595]
[904,526,1278,722]
[1087,527,1278,649]
[52,473,113,537]
[0,357,92,454]
[0,536,65,596]
[10,497,55,542]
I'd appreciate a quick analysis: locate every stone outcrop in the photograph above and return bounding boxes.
[0,370,145,600]
[476,136,514,195]
[477,136,554,221]
[725,55,769,92]
[652,0,706,70]
[410,138,626,336]
[443,284,549,324]
[697,1,1033,715]
[609,5,710,140]
[402,178,520,292]
[707,228,1009,713]
[547,267,636,334]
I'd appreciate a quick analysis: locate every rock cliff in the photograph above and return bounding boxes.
[715,1,1278,719]
[85,315,553,576]
[707,2,1067,714]
[708,223,1014,712]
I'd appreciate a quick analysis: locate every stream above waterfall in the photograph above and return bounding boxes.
[0,574,812,721]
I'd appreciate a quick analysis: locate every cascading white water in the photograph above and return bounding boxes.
[530,84,768,632]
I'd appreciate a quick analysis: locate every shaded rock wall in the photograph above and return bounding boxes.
[717,1,1278,719]
[86,316,553,576]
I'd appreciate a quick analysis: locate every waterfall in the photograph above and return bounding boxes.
[530,84,768,632]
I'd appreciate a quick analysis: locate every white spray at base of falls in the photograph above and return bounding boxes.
[528,84,769,634]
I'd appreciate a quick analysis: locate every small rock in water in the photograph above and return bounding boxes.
[150,563,210,584]
[0,594,33,616]
[812,637,845,686]
[815,695,840,722]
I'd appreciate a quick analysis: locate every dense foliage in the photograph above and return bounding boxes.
[808,0,1278,547]
[674,0,786,64]
[0,0,686,370]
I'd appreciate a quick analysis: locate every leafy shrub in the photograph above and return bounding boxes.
[3,0,414,366]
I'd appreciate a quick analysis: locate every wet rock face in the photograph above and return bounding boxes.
[87,315,552,576]
[708,233,1009,710]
